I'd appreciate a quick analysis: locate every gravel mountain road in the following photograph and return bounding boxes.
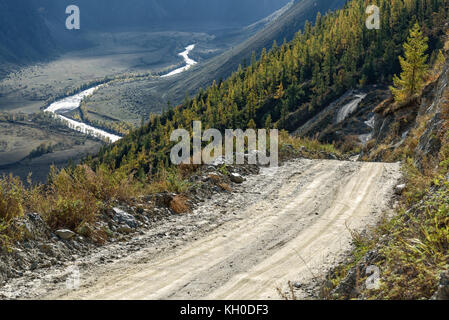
[39,159,401,300]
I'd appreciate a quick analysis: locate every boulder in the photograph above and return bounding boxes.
[212,156,233,166]
[230,173,245,184]
[112,208,138,229]
[27,213,43,222]
[55,229,76,240]
[17,213,52,240]
[153,192,176,207]
[117,225,133,234]
[394,184,406,195]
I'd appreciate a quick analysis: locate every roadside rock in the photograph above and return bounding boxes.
[153,192,176,208]
[112,208,138,229]
[328,247,383,299]
[230,173,245,184]
[55,229,76,240]
[394,184,406,195]
[117,225,133,234]
[12,213,52,241]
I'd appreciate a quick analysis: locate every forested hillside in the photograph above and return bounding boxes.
[165,0,347,101]
[92,0,449,177]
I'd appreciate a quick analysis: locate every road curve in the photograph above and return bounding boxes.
[44,159,401,300]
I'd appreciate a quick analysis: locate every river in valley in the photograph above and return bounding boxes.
[44,44,197,143]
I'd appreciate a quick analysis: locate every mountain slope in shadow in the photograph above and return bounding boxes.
[0,0,57,70]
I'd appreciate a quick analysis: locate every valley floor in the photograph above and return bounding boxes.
[0,158,401,300]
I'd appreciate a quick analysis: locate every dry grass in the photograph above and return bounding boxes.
[0,163,144,247]
[276,281,298,300]
[338,135,362,154]
[145,168,192,194]
[218,183,232,192]
[169,195,190,214]
[0,175,25,222]
[0,175,26,249]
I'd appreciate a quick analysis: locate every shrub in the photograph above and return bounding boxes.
[0,175,25,222]
[0,175,26,249]
[149,169,191,194]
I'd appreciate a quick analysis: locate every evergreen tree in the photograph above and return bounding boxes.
[390,23,429,102]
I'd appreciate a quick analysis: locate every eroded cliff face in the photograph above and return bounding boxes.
[294,56,449,169]
[321,61,449,301]
[294,86,391,147]
[365,63,449,169]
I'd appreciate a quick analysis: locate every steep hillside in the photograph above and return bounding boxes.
[326,46,449,300]
[81,0,347,126]
[167,0,347,95]
[93,0,347,116]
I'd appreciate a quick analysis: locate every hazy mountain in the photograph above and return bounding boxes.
[0,0,291,66]
[34,0,292,30]
[0,0,56,65]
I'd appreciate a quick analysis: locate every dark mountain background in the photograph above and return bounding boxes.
[34,0,293,30]
[0,0,56,64]
[68,0,348,119]
[0,0,292,65]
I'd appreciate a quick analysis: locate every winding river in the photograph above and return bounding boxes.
[44,44,197,143]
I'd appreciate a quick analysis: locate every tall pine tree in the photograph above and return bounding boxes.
[390,23,429,103]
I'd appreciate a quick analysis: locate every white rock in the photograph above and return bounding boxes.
[395,184,406,195]
[230,173,245,184]
[55,229,76,240]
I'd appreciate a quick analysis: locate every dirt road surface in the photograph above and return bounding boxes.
[46,159,401,300]
[4,159,401,300]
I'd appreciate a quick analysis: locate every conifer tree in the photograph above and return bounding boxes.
[390,23,429,102]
